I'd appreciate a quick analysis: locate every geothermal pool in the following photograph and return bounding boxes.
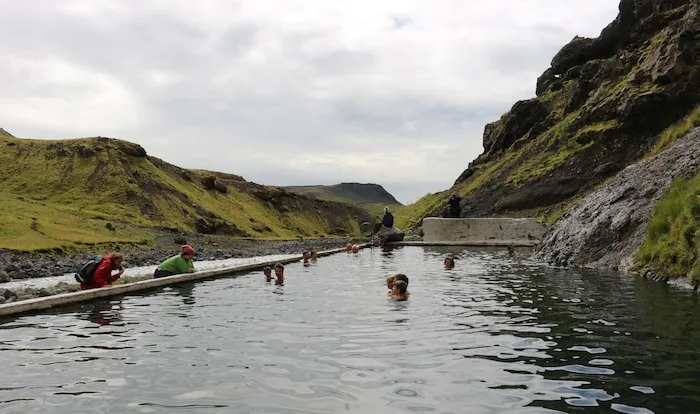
[1,246,699,413]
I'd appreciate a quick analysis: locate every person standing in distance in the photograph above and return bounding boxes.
[448,192,462,218]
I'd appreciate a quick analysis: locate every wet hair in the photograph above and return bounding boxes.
[274,263,284,271]
[393,280,407,294]
[394,274,409,285]
[263,266,271,273]
[386,275,396,288]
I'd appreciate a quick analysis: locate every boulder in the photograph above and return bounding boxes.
[0,288,17,303]
[483,98,549,156]
[8,270,28,280]
[376,226,405,243]
[0,270,9,283]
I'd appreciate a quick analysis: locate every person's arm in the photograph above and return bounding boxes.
[109,267,124,284]
[92,259,113,288]
[187,259,195,273]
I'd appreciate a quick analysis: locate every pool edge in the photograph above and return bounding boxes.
[0,244,370,318]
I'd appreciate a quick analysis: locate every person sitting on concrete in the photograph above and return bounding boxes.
[263,266,273,282]
[382,207,394,228]
[273,263,285,285]
[448,192,462,218]
[444,254,455,269]
[154,245,196,278]
[391,280,409,301]
[80,253,125,290]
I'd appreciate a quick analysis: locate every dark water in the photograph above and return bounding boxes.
[1,246,700,414]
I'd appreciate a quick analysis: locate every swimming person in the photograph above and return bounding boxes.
[394,273,409,286]
[302,251,311,264]
[310,249,319,261]
[444,254,455,269]
[263,266,273,282]
[386,275,397,291]
[391,280,409,301]
[352,244,360,254]
[345,243,353,253]
[274,263,285,285]
[154,245,196,278]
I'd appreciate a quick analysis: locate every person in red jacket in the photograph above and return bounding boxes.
[80,253,125,290]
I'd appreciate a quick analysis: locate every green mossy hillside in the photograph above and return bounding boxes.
[0,134,373,251]
[637,172,700,285]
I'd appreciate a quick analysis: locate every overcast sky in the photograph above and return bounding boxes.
[0,0,619,204]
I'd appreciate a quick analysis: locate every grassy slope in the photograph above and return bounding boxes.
[637,171,700,284]
[0,133,369,250]
[284,184,401,217]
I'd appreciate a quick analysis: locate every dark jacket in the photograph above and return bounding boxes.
[448,195,462,217]
[382,212,394,228]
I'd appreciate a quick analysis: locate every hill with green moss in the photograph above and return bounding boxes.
[397,0,700,230]
[0,130,375,251]
[283,183,401,217]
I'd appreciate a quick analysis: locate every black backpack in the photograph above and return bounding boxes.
[74,256,104,284]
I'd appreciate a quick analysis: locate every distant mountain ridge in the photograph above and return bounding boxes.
[283,183,401,216]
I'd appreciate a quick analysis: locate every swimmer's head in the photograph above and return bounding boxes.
[273,263,285,277]
[345,243,353,252]
[352,245,359,253]
[392,280,408,295]
[394,274,409,286]
[386,275,396,289]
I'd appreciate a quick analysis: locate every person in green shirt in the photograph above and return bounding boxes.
[153,245,196,278]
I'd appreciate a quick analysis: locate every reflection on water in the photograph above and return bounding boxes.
[1,246,700,413]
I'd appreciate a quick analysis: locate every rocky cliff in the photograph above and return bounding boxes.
[533,128,700,273]
[400,0,700,226]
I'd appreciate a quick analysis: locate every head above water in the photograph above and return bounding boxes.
[274,263,285,277]
[386,275,396,289]
[394,274,409,285]
[352,245,360,253]
[393,280,408,295]
[345,243,353,252]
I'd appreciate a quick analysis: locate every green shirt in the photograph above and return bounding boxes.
[157,254,195,274]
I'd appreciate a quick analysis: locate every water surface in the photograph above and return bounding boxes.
[1,246,699,413]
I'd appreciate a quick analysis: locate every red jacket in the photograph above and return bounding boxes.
[80,256,120,290]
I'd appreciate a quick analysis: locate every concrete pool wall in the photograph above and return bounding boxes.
[420,218,547,246]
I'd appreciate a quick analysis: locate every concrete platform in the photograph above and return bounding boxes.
[389,240,539,247]
[421,217,547,245]
[0,245,365,318]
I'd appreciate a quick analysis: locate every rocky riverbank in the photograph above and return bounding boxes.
[533,128,700,272]
[0,231,359,283]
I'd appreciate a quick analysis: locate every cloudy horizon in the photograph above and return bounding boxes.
[0,1,620,204]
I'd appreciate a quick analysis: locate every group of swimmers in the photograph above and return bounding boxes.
[80,243,463,303]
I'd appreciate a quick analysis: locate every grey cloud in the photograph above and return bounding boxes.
[0,1,620,202]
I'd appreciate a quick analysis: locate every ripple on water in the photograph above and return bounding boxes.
[0,246,699,413]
